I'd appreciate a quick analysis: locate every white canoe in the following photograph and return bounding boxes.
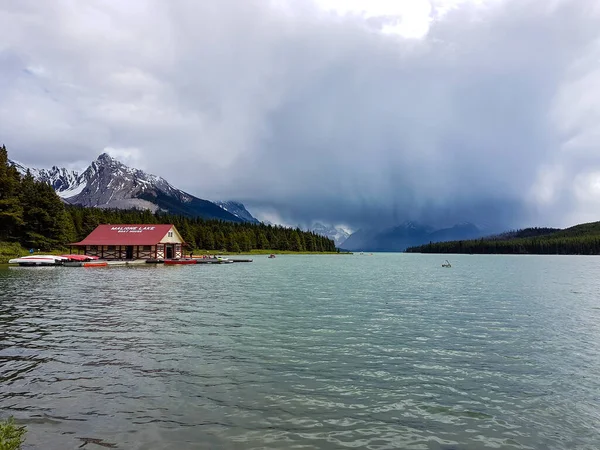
[8,255,69,266]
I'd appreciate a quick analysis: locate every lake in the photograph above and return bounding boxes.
[1,254,600,449]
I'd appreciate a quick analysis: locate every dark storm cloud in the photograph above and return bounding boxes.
[1,0,599,229]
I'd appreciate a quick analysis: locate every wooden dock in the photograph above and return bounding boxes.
[194,257,253,264]
[106,259,148,266]
[65,258,255,267]
[195,259,225,265]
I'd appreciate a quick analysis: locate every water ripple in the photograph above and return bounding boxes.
[1,255,600,449]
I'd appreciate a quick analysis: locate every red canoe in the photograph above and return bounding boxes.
[61,254,100,261]
[83,261,108,267]
[164,259,197,265]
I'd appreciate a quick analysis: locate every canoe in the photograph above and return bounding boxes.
[164,259,197,265]
[83,261,108,267]
[8,255,69,266]
[64,260,108,267]
[61,254,100,262]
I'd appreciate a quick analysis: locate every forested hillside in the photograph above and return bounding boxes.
[67,206,336,252]
[0,145,74,249]
[0,146,336,252]
[406,224,600,255]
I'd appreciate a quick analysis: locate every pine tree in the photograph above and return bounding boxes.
[179,221,196,248]
[0,145,24,241]
[20,171,73,249]
[290,230,304,251]
[204,230,215,250]
[258,232,269,249]
[215,230,226,250]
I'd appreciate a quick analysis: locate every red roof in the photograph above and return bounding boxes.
[72,224,180,246]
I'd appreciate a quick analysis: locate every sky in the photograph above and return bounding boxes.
[1,0,600,230]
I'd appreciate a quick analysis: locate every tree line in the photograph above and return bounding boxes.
[406,225,600,255]
[0,145,336,252]
[68,207,337,252]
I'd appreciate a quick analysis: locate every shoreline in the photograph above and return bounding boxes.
[188,249,352,256]
[0,248,353,265]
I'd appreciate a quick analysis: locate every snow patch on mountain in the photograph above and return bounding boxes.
[308,222,352,247]
[10,159,87,198]
[215,201,260,224]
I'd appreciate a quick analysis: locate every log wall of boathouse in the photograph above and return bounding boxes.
[85,245,157,260]
[155,244,183,259]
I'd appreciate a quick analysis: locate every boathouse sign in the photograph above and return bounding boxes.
[111,226,156,233]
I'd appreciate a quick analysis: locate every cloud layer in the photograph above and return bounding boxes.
[1,0,599,229]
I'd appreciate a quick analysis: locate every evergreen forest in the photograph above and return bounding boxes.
[406,225,600,255]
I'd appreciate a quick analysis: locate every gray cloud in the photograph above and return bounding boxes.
[1,0,599,230]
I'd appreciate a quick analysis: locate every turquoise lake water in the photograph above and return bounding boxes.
[1,254,600,449]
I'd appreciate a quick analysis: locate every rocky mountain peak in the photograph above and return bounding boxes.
[12,153,252,222]
[96,152,116,164]
[215,201,260,224]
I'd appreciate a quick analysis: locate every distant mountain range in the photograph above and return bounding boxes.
[305,223,351,247]
[10,154,489,251]
[10,154,360,246]
[339,221,489,252]
[10,154,258,223]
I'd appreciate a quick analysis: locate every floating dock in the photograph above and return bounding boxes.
[106,260,148,266]
[193,257,252,264]
[8,257,253,268]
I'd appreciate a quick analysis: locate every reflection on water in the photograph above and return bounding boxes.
[1,255,600,449]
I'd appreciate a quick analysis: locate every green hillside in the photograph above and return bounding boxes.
[406,222,600,255]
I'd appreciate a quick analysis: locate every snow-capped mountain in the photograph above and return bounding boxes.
[10,160,87,198]
[309,222,351,247]
[11,154,245,222]
[215,201,260,224]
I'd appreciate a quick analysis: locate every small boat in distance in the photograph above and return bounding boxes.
[442,260,452,268]
[268,254,276,259]
[8,255,69,266]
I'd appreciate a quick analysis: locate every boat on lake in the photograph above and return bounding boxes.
[8,255,69,266]
[442,260,452,268]
[215,256,233,263]
[61,254,108,267]
[268,254,276,259]
[164,258,197,265]
[61,254,100,262]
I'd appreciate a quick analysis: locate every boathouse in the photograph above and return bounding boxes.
[71,224,185,260]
